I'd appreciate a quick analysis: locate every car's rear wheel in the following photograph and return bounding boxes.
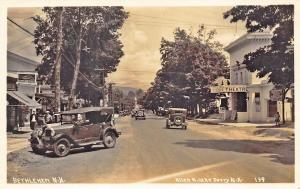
[53,138,71,157]
[103,131,116,148]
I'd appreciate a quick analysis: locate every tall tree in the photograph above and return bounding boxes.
[33,7,128,108]
[54,7,64,112]
[144,26,229,115]
[224,5,294,123]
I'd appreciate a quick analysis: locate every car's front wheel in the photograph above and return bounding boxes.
[53,138,71,157]
[103,131,116,148]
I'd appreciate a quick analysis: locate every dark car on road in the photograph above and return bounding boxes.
[135,109,146,120]
[166,108,187,130]
[29,107,120,157]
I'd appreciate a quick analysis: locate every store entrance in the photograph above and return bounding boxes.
[236,92,247,112]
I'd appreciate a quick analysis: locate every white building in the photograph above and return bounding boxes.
[221,32,293,123]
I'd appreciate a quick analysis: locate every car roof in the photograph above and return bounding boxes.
[169,108,187,111]
[60,107,114,115]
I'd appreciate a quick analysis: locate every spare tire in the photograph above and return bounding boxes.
[174,116,183,126]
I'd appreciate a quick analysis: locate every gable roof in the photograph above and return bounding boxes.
[224,32,273,53]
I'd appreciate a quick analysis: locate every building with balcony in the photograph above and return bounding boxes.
[221,32,293,123]
[7,51,41,131]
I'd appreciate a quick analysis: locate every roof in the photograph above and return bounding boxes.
[7,51,39,66]
[224,32,273,53]
[7,91,41,108]
[60,107,114,114]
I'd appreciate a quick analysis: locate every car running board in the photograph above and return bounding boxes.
[77,140,103,147]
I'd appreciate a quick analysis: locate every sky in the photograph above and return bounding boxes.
[7,7,247,90]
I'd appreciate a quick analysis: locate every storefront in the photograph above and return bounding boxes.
[7,51,41,131]
[219,32,293,123]
[7,91,41,131]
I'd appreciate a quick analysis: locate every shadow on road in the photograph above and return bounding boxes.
[28,146,108,158]
[174,139,294,165]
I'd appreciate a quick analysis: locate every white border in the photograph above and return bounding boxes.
[1,0,299,189]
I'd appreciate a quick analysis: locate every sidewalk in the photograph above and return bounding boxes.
[7,127,32,154]
[195,118,274,127]
[191,119,294,141]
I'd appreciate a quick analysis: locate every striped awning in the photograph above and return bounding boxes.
[7,91,41,108]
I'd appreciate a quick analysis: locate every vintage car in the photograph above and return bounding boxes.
[166,108,187,130]
[131,110,137,118]
[29,107,120,157]
[135,109,146,120]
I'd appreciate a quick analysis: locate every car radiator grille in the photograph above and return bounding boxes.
[45,129,52,137]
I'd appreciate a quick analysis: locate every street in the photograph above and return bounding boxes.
[7,113,294,183]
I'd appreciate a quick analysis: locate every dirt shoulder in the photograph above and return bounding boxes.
[188,121,294,165]
[188,121,294,141]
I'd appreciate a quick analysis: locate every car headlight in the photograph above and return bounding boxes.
[50,128,55,137]
[37,129,43,136]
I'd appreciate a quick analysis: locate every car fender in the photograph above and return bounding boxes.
[103,127,120,138]
[52,133,76,145]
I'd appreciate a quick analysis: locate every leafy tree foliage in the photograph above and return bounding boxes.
[224,5,294,123]
[33,7,128,105]
[144,26,229,115]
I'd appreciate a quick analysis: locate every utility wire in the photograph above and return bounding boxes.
[7,17,34,37]
[7,17,103,91]
[130,13,237,28]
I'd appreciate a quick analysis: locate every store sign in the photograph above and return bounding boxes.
[18,74,36,83]
[270,89,283,101]
[210,85,247,93]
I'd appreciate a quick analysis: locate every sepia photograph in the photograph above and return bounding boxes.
[4,0,297,187]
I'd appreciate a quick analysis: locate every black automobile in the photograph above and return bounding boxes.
[29,107,121,157]
[135,109,146,120]
[166,108,187,130]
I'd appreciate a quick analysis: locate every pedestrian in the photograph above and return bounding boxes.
[30,110,37,130]
[274,112,280,126]
[44,111,53,124]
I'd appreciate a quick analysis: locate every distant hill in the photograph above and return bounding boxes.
[113,86,141,95]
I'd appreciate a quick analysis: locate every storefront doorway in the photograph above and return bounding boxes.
[236,92,247,112]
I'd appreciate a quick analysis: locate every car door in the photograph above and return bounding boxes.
[71,122,91,143]
[86,122,102,140]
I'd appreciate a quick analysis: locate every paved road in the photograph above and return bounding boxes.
[7,114,294,183]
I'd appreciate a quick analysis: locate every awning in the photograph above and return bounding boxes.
[7,91,42,108]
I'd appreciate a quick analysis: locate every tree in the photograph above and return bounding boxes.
[136,89,144,105]
[33,7,128,108]
[144,26,229,115]
[224,5,294,123]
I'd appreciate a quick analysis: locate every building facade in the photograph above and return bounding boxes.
[222,32,292,123]
[7,51,41,131]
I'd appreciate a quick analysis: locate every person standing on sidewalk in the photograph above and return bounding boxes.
[44,111,53,124]
[274,112,280,126]
[30,110,37,130]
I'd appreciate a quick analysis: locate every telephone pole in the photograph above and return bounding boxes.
[108,82,115,106]
[95,68,106,107]
[54,7,64,112]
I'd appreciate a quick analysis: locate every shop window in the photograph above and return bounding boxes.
[236,92,247,112]
[268,100,277,117]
